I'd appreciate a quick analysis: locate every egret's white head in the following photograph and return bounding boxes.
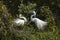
[19,14,23,18]
[32,11,36,16]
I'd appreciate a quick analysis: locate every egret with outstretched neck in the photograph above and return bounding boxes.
[30,11,48,30]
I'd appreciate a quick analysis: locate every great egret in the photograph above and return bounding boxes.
[14,14,27,26]
[30,11,48,30]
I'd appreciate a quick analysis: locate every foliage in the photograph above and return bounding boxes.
[18,2,36,14]
[0,0,60,40]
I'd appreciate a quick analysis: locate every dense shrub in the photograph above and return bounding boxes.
[0,0,60,40]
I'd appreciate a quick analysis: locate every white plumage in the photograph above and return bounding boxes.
[30,11,48,30]
[14,14,27,26]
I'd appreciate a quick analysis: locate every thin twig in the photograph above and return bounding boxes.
[27,21,32,25]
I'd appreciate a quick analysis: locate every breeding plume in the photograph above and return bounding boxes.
[30,11,48,30]
[14,14,27,26]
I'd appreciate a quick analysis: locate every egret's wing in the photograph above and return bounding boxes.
[14,19,20,23]
[35,18,47,30]
[14,19,24,25]
[36,19,43,29]
[39,20,47,27]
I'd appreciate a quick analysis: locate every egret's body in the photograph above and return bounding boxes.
[14,18,25,26]
[14,14,27,26]
[31,11,48,30]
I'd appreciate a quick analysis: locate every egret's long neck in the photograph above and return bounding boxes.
[30,14,35,21]
[20,17,27,22]
[31,11,36,20]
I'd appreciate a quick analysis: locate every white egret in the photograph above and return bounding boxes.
[30,11,48,30]
[14,14,27,26]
